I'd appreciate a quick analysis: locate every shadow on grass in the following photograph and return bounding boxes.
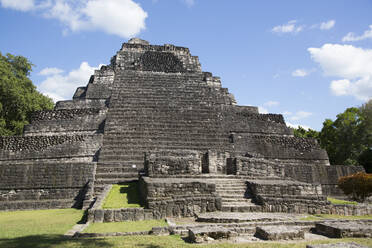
[0,235,168,248]
[0,235,110,248]
[119,182,143,206]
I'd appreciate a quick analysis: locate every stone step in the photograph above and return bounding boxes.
[94,178,139,185]
[220,205,263,212]
[221,198,253,203]
[218,194,249,199]
[215,185,246,189]
[95,167,139,173]
[0,199,75,211]
[215,189,246,194]
[95,172,139,179]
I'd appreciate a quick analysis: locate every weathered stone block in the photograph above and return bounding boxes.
[255,225,304,240]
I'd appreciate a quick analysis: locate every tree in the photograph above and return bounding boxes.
[0,52,54,136]
[338,172,372,202]
[319,107,364,165]
[292,126,320,141]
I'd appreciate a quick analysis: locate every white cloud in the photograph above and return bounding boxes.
[0,0,35,11]
[292,69,309,77]
[38,62,102,102]
[0,0,147,38]
[39,67,64,76]
[342,25,372,42]
[285,111,312,121]
[258,106,268,114]
[308,43,372,101]
[264,101,279,107]
[272,20,304,34]
[286,122,311,130]
[320,20,335,30]
[183,0,194,7]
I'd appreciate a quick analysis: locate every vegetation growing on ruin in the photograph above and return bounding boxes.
[83,219,168,233]
[338,172,372,201]
[102,183,142,209]
[293,99,372,173]
[327,197,358,205]
[0,52,54,136]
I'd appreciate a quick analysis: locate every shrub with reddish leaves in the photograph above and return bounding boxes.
[338,172,372,201]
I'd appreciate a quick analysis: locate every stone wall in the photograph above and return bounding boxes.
[55,99,108,110]
[221,105,291,135]
[284,164,365,196]
[0,162,95,189]
[30,109,102,122]
[234,157,285,178]
[232,133,329,163]
[24,109,106,136]
[0,134,102,162]
[145,150,202,176]
[0,162,96,210]
[0,135,86,152]
[139,177,221,218]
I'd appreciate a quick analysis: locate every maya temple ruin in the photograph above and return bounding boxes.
[1,38,371,243]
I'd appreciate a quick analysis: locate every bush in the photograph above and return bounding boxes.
[338,172,372,201]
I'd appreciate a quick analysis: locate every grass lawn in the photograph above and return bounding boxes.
[327,197,358,205]
[83,219,168,233]
[102,183,142,209]
[0,209,371,248]
[1,235,371,248]
[0,209,83,239]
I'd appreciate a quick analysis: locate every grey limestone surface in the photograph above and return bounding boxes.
[306,243,370,248]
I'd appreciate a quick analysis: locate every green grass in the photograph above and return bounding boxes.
[0,208,371,248]
[102,183,142,209]
[0,235,371,248]
[301,214,372,221]
[83,219,168,233]
[0,209,83,239]
[327,197,358,205]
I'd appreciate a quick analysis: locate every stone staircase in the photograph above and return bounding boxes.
[211,178,262,212]
[93,162,139,195]
[94,71,233,190]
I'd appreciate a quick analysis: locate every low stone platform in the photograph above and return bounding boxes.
[255,225,304,240]
[196,212,298,223]
[315,221,372,238]
[188,226,237,243]
[307,243,370,248]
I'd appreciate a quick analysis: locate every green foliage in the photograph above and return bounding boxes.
[0,52,54,136]
[358,149,372,173]
[319,107,364,165]
[83,219,168,233]
[292,126,320,143]
[338,172,372,201]
[102,183,142,209]
[312,100,372,172]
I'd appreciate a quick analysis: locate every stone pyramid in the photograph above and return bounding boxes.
[0,38,363,212]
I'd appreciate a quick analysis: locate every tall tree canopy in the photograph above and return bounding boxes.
[0,52,54,136]
[292,100,372,172]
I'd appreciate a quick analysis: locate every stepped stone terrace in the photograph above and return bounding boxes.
[0,38,367,221]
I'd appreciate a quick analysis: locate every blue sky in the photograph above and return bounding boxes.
[1,0,371,130]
